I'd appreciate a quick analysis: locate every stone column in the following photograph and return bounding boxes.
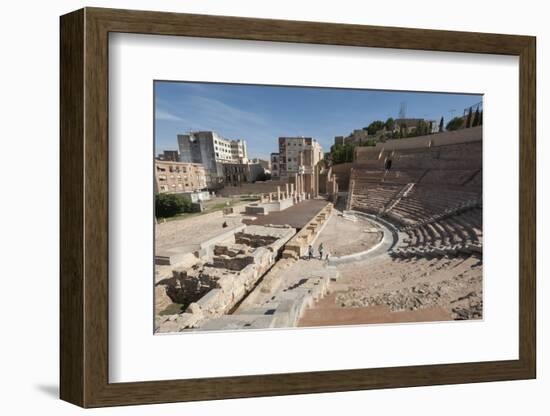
[277,186,281,201]
[269,193,273,202]
[315,166,320,197]
[285,183,289,199]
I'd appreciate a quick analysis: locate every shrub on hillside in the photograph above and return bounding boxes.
[446,116,464,131]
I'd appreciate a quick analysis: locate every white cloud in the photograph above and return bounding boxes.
[188,95,269,129]
[155,109,183,121]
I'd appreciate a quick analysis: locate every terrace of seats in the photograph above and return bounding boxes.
[346,139,482,260]
[384,185,480,225]
[392,207,482,258]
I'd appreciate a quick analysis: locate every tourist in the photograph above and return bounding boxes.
[318,243,324,260]
[222,221,228,228]
[308,244,314,260]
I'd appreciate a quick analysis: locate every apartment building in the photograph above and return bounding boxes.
[277,136,323,179]
[154,160,207,194]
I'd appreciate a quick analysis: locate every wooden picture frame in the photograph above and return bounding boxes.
[60,7,536,408]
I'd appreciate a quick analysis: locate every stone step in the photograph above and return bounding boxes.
[199,314,277,331]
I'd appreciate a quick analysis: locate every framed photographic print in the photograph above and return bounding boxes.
[60,7,536,408]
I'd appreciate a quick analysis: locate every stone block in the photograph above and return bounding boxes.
[196,289,225,315]
[186,302,202,314]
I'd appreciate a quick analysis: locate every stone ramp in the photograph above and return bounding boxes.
[195,266,340,331]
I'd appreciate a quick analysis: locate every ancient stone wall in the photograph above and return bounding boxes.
[330,162,355,191]
[283,203,334,259]
[155,225,296,332]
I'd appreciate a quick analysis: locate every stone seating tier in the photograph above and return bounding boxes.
[392,207,482,259]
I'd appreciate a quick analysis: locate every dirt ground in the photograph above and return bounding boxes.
[313,213,382,257]
[155,202,246,253]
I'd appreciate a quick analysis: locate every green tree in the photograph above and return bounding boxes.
[472,106,481,127]
[330,143,355,164]
[446,116,464,131]
[366,120,385,135]
[155,193,191,218]
[415,120,429,136]
[400,123,407,138]
[384,117,395,131]
[256,171,271,182]
[439,116,444,133]
[466,107,473,128]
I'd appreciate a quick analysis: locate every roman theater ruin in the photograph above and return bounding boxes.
[155,126,483,333]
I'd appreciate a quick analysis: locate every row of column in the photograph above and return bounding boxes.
[261,172,321,203]
[264,180,311,202]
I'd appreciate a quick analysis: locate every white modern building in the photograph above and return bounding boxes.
[177,131,248,186]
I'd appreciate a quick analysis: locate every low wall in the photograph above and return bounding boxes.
[217,180,288,196]
[283,203,334,259]
[154,251,198,266]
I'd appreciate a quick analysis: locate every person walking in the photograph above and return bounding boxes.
[308,244,314,260]
[318,243,324,260]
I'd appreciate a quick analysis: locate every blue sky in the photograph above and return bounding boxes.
[155,81,482,159]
